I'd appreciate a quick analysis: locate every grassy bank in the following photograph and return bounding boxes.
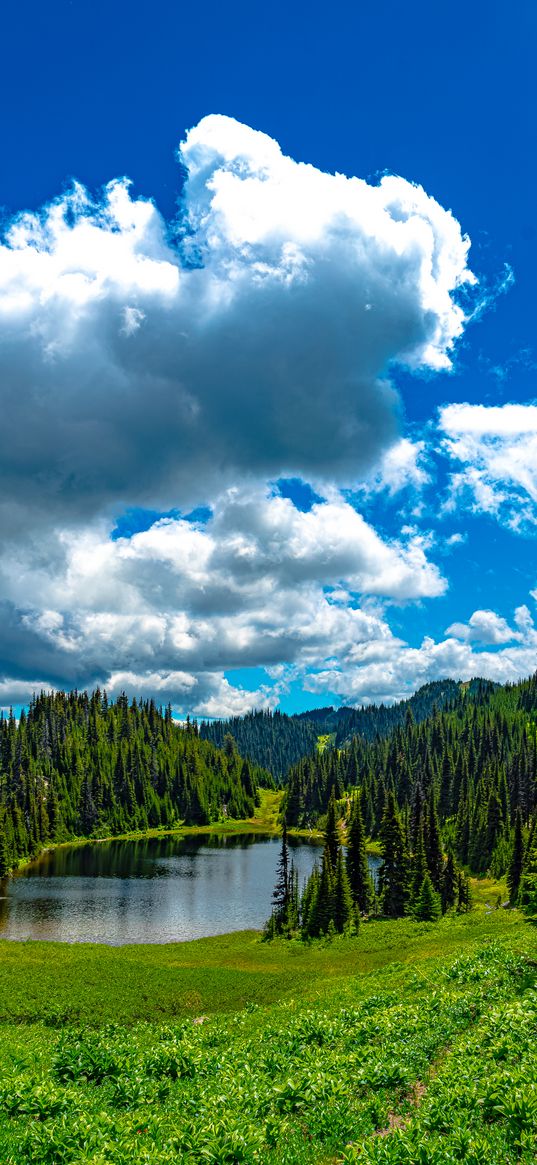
[0,913,536,1162]
[0,905,516,1026]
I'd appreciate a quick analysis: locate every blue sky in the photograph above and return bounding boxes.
[0,0,536,715]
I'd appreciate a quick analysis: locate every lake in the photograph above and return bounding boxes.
[0,834,381,944]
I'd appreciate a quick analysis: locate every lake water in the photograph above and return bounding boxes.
[0,835,381,944]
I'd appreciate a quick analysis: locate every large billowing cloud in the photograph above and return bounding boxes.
[1,114,503,713]
[0,486,444,709]
[440,402,537,530]
[0,114,473,537]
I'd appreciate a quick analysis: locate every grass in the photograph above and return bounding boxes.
[0,909,518,1026]
[0,915,537,1162]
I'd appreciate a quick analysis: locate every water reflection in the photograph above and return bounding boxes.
[0,836,380,945]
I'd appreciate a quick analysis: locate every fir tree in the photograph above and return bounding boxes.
[518,826,537,915]
[410,823,428,912]
[346,790,371,913]
[414,873,441,921]
[507,807,524,905]
[333,848,354,932]
[441,851,458,913]
[270,818,292,935]
[324,788,340,870]
[378,790,409,918]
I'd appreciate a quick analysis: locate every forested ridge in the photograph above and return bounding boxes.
[273,673,537,933]
[0,690,268,874]
[267,675,537,939]
[199,709,320,782]
[199,679,480,778]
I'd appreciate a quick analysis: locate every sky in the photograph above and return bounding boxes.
[0,0,536,717]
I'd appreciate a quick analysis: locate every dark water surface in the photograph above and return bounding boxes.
[0,835,381,944]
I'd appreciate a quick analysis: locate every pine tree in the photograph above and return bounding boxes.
[518,826,537,915]
[414,873,441,921]
[307,848,335,936]
[425,790,443,891]
[410,823,428,912]
[507,807,524,905]
[346,791,371,913]
[270,818,292,935]
[333,848,354,932]
[378,790,409,918]
[441,851,458,913]
[324,789,340,870]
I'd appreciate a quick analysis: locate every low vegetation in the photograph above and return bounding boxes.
[0,913,536,1163]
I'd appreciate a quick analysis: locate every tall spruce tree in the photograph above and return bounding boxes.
[507,807,524,905]
[518,826,537,915]
[270,818,292,935]
[378,790,409,918]
[441,851,458,914]
[333,849,354,932]
[346,790,371,913]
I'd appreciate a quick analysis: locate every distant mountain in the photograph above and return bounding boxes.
[199,680,494,780]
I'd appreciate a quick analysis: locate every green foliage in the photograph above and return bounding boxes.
[0,691,269,870]
[379,790,410,917]
[283,672,537,896]
[414,873,441,921]
[0,926,536,1164]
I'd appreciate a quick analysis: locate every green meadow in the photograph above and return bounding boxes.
[1,902,537,1163]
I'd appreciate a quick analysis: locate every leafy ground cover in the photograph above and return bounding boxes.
[0,911,536,1162]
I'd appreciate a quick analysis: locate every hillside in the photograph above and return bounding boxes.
[199,679,478,780]
[0,691,270,874]
[285,672,537,882]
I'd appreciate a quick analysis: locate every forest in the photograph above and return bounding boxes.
[264,674,537,938]
[0,690,268,874]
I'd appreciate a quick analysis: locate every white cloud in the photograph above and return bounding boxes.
[0,486,445,711]
[446,608,518,645]
[0,115,474,541]
[304,616,537,706]
[440,401,537,529]
[359,437,430,496]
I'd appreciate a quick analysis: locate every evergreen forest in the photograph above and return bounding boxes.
[0,690,267,874]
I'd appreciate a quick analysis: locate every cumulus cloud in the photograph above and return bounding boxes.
[0,114,497,714]
[440,402,537,529]
[304,602,537,706]
[0,486,445,710]
[0,115,474,539]
[445,608,518,645]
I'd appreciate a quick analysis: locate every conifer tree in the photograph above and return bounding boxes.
[507,807,524,905]
[306,848,335,936]
[518,826,537,915]
[425,790,443,890]
[333,848,354,932]
[441,850,458,913]
[346,790,371,913]
[270,818,292,935]
[414,872,441,921]
[324,788,340,870]
[378,790,409,918]
[410,823,428,911]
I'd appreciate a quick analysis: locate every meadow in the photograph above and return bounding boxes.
[0,903,536,1163]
